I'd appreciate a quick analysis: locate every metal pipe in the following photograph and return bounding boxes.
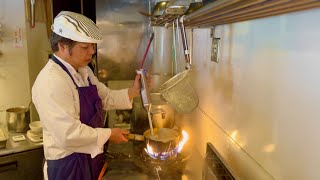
[175,18,181,73]
[184,0,289,26]
[187,0,319,27]
[190,28,193,67]
[184,0,266,26]
[172,20,177,74]
[183,0,236,21]
[80,0,84,14]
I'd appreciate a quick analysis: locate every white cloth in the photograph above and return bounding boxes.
[32,55,132,161]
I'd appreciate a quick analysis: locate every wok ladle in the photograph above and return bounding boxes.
[138,32,155,136]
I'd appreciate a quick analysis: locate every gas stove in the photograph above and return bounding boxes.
[103,141,190,180]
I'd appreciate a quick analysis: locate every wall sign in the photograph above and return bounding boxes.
[14,26,23,48]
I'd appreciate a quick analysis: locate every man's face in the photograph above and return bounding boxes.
[62,42,95,70]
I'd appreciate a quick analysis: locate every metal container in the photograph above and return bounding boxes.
[131,93,176,134]
[143,128,180,154]
[159,70,199,113]
[150,93,176,128]
[6,107,30,133]
[0,140,7,149]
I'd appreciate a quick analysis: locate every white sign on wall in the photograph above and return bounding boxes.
[14,26,23,48]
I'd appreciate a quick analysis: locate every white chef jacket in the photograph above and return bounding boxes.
[32,55,132,161]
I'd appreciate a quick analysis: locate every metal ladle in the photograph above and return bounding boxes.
[137,32,155,136]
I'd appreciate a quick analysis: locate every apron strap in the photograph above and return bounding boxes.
[51,55,79,88]
[88,77,93,86]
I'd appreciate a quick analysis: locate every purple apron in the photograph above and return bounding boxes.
[47,56,105,180]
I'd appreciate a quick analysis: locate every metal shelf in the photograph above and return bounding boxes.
[181,0,320,27]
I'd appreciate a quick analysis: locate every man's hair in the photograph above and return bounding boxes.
[50,32,77,53]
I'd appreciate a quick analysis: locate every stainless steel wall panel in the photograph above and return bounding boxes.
[96,0,150,82]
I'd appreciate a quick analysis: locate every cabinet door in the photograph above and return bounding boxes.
[0,148,44,180]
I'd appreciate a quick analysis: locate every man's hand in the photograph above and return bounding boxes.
[109,128,129,144]
[128,74,141,100]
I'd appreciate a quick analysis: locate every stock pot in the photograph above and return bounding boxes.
[6,107,30,133]
[150,93,175,128]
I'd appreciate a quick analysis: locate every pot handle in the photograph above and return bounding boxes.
[151,108,166,119]
[27,101,32,111]
[127,134,144,141]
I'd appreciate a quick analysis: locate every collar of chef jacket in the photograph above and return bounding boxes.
[52,54,90,87]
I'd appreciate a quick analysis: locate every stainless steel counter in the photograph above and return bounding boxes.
[0,132,44,179]
[0,132,43,157]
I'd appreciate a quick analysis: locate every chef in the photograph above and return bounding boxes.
[32,11,140,180]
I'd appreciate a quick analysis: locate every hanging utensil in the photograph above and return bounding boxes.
[30,0,36,28]
[139,32,154,69]
[158,17,198,114]
[178,16,191,70]
[173,19,178,74]
[159,69,199,113]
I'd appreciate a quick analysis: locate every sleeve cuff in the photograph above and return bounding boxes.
[90,128,111,158]
[123,88,133,108]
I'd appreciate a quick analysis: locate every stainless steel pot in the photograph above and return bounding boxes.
[143,128,180,154]
[131,93,176,133]
[6,107,30,133]
[150,93,176,128]
[128,127,181,155]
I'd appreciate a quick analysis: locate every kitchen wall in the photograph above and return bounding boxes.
[96,0,150,82]
[176,8,320,180]
[0,0,50,125]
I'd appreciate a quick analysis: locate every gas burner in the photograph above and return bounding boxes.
[136,150,191,179]
[104,141,192,179]
[144,144,179,160]
[105,128,190,179]
[144,130,189,160]
[141,148,181,162]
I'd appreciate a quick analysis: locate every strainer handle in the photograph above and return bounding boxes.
[178,17,191,70]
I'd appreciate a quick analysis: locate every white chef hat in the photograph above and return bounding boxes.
[51,11,102,43]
